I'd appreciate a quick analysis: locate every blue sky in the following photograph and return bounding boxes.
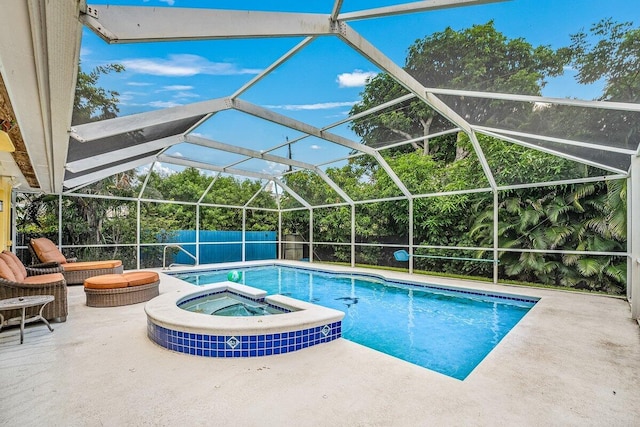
[82,0,640,175]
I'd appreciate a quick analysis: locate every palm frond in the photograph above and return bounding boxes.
[604,263,627,284]
[576,258,603,277]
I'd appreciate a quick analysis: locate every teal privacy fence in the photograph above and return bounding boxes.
[168,230,277,264]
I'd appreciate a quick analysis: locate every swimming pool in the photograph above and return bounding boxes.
[172,265,537,380]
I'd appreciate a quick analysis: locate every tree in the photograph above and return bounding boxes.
[562,19,640,160]
[570,18,640,103]
[72,63,125,125]
[17,63,133,263]
[350,21,569,157]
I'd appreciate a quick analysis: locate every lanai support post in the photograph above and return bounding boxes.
[493,190,499,284]
[136,199,141,270]
[278,211,282,260]
[242,208,246,262]
[309,208,314,263]
[58,193,63,249]
[351,204,355,268]
[409,198,414,274]
[195,204,200,265]
[630,155,640,320]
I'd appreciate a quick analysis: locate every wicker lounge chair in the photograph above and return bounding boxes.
[28,237,123,285]
[0,251,68,322]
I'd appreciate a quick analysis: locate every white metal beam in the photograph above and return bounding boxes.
[244,180,271,208]
[198,173,220,204]
[159,154,273,180]
[185,135,313,171]
[185,134,354,204]
[375,128,461,151]
[338,0,506,21]
[331,0,345,21]
[273,178,311,209]
[475,126,637,155]
[631,155,640,319]
[336,23,474,134]
[63,154,157,189]
[425,87,640,112]
[81,6,333,43]
[335,23,498,190]
[231,99,376,155]
[476,128,629,175]
[498,174,628,192]
[157,155,315,209]
[323,93,417,130]
[65,134,184,173]
[69,98,231,142]
[231,37,315,99]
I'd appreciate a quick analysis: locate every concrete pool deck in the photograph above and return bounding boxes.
[1,261,639,426]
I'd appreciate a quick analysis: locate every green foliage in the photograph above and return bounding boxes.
[72,63,124,125]
[570,18,640,102]
[470,181,627,293]
[350,21,569,157]
[16,21,634,292]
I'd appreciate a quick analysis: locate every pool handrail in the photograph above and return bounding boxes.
[162,244,198,270]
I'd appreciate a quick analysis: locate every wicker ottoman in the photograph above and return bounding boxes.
[84,272,160,307]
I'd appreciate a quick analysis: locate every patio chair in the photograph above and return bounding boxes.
[0,251,68,321]
[28,237,123,285]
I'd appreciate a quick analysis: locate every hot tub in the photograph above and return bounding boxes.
[178,286,290,316]
[145,281,344,358]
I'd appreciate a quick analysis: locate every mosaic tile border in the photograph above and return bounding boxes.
[147,320,342,357]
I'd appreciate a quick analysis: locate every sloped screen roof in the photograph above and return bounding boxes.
[66,0,640,204]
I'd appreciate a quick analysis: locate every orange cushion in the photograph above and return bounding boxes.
[0,258,16,282]
[62,260,122,272]
[0,252,26,281]
[84,274,129,289]
[30,238,68,264]
[2,251,28,279]
[22,272,65,284]
[123,271,159,287]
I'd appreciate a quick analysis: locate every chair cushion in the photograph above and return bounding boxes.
[62,260,123,272]
[84,274,129,289]
[123,271,159,287]
[30,238,68,264]
[0,252,26,281]
[0,258,17,282]
[22,272,65,284]
[2,251,28,279]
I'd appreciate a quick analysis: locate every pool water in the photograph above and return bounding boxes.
[178,292,287,316]
[174,266,536,380]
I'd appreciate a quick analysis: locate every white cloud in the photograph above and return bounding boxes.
[148,100,182,108]
[310,145,321,150]
[159,0,175,5]
[122,91,148,96]
[122,54,262,77]
[336,70,377,88]
[160,85,194,91]
[173,92,200,99]
[80,47,91,57]
[265,101,357,111]
[138,162,176,177]
[264,161,287,175]
[127,82,154,86]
